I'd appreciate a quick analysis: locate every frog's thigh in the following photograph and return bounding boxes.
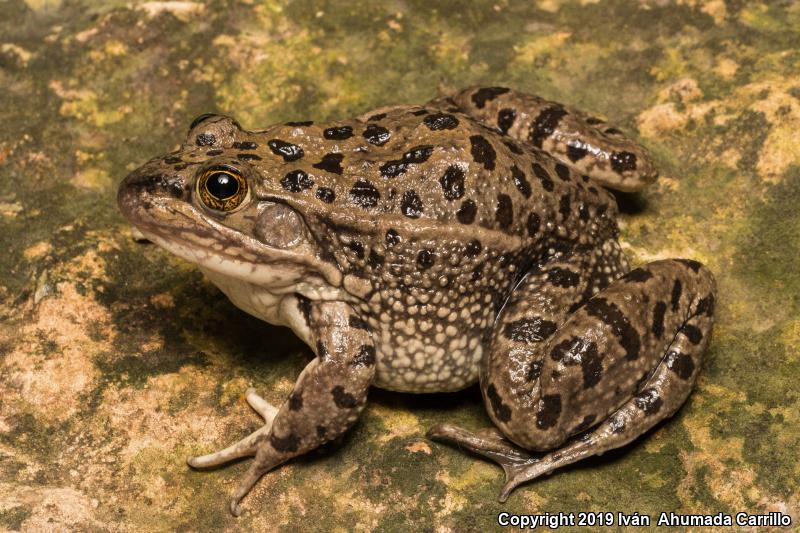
[439,86,658,192]
[485,259,715,452]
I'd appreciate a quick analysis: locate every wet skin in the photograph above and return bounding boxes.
[117,86,716,515]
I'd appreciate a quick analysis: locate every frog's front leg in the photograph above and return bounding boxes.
[188,300,375,516]
[430,259,715,501]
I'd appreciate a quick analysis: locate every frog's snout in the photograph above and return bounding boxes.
[117,166,186,222]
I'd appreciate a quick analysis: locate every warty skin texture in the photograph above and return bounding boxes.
[117,86,715,515]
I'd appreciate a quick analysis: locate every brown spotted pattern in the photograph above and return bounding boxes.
[117,87,715,511]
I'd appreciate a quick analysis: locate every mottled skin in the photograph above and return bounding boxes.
[117,87,716,515]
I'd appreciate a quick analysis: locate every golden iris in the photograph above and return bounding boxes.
[198,168,248,211]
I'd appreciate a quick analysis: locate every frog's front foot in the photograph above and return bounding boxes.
[187,388,278,469]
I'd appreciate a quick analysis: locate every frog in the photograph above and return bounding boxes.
[117,86,716,516]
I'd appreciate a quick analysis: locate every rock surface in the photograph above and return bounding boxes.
[1,0,798,531]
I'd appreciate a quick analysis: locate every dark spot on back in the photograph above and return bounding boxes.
[456,199,477,224]
[401,190,424,218]
[379,160,409,177]
[532,162,555,191]
[529,105,567,148]
[566,143,588,162]
[237,153,261,161]
[424,113,460,130]
[469,135,496,170]
[671,279,683,311]
[385,229,401,246]
[164,156,182,164]
[471,86,510,108]
[349,179,380,208]
[677,258,703,272]
[465,239,482,256]
[206,149,223,156]
[495,194,513,228]
[634,388,662,415]
[323,126,353,140]
[547,267,580,288]
[511,165,531,198]
[362,124,391,145]
[559,194,571,219]
[497,108,516,134]
[527,212,541,236]
[536,394,562,429]
[281,170,314,192]
[503,139,523,154]
[666,350,695,380]
[585,297,641,360]
[417,249,436,269]
[610,151,637,172]
[439,165,465,200]
[504,317,557,343]
[313,153,344,174]
[331,386,359,409]
[605,127,623,135]
[680,323,703,344]
[554,163,571,181]
[286,120,313,126]
[624,268,653,283]
[652,301,667,339]
[316,187,335,203]
[411,108,429,116]
[316,425,327,438]
[586,117,604,125]
[367,113,386,121]
[485,384,512,423]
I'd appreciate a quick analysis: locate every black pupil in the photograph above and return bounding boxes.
[206,172,239,200]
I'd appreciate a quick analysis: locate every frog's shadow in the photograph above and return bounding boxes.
[610,190,649,215]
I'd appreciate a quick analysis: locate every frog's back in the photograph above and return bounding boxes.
[179,100,620,392]
[244,104,610,245]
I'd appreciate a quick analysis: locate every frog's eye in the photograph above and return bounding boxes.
[197,168,249,211]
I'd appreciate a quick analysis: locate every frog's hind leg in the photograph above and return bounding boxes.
[426,424,542,492]
[434,86,658,192]
[429,258,715,502]
[494,292,713,502]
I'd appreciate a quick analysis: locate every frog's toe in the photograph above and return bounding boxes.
[187,423,270,468]
[427,423,540,498]
[244,387,279,423]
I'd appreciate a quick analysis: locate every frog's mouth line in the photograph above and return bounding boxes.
[121,195,343,290]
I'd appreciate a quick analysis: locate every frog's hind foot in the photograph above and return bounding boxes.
[427,424,543,502]
[187,388,278,469]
